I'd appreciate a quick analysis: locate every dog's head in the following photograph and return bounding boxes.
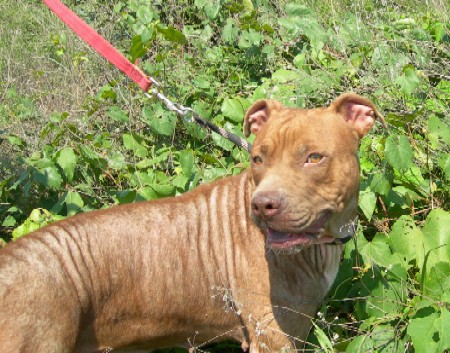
[244,93,385,251]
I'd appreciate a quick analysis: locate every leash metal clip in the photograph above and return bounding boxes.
[145,86,193,123]
[145,76,252,153]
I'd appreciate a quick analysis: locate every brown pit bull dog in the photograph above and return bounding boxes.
[0,93,384,353]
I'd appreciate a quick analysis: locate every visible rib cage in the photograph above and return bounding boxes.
[0,172,342,353]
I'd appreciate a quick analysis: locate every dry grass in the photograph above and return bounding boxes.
[0,0,124,176]
[0,1,122,121]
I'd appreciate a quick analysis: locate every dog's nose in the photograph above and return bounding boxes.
[251,192,283,218]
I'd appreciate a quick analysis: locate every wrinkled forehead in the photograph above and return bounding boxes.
[253,107,359,153]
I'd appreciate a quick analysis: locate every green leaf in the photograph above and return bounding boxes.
[142,107,177,136]
[278,15,327,46]
[407,310,439,353]
[78,145,107,170]
[357,234,408,319]
[13,218,41,239]
[358,265,406,318]
[438,308,450,351]
[193,77,211,89]
[222,18,238,43]
[221,98,249,123]
[421,209,450,268]
[157,25,186,44]
[438,154,450,181]
[2,215,16,227]
[242,0,254,13]
[272,69,301,83]
[293,53,307,70]
[203,167,228,181]
[385,111,420,128]
[194,0,207,6]
[151,184,176,197]
[203,1,221,19]
[141,26,154,43]
[34,165,63,189]
[122,133,147,158]
[56,147,77,182]
[359,188,377,220]
[172,174,189,189]
[389,215,424,264]
[179,150,194,176]
[64,191,84,216]
[423,261,450,299]
[431,21,445,43]
[334,14,371,49]
[395,64,421,96]
[132,171,152,187]
[106,106,129,123]
[384,134,414,171]
[136,186,158,201]
[311,322,333,353]
[238,29,264,49]
[369,173,391,196]
[371,324,400,353]
[346,335,374,353]
[108,151,127,170]
[130,35,149,61]
[395,165,426,188]
[6,134,26,148]
[116,190,136,204]
[97,84,117,100]
[428,115,450,147]
[12,209,64,239]
[136,6,153,24]
[361,233,404,269]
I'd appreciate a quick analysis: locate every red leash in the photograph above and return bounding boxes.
[42,0,153,92]
[42,0,253,153]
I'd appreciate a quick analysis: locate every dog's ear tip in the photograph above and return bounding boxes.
[331,93,386,138]
[243,99,283,136]
[243,122,251,137]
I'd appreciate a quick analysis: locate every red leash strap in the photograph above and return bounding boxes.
[42,0,152,91]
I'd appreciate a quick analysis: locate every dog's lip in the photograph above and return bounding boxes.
[266,212,334,248]
[267,228,335,248]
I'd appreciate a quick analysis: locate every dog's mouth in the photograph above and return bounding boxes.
[267,229,335,248]
[265,212,335,249]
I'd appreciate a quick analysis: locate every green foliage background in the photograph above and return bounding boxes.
[0,0,449,352]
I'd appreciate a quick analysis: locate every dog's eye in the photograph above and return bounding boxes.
[252,156,263,165]
[307,154,323,164]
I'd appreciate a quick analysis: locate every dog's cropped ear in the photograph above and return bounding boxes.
[330,93,387,138]
[243,100,284,137]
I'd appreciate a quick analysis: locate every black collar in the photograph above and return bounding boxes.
[330,235,354,245]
